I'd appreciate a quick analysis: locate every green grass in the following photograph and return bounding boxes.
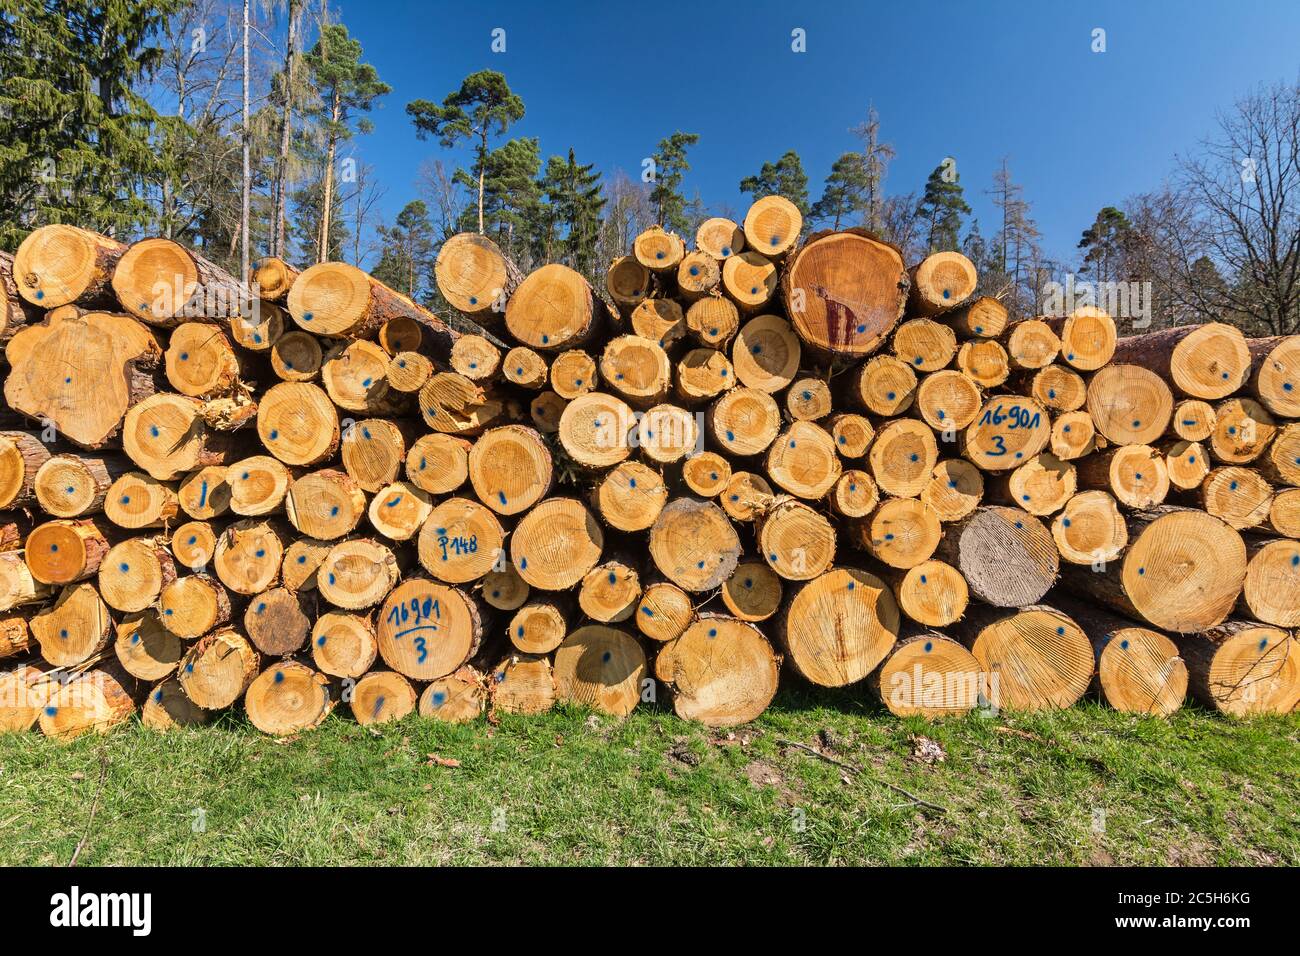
[1,687,1297,866]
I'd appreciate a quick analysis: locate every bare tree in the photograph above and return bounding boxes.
[1172,79,1300,335]
[417,158,468,242]
[850,104,895,234]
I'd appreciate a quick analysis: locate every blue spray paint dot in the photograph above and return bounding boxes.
[274,671,285,683]
[1120,639,1130,650]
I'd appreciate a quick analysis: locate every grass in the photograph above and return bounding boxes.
[0,686,1296,866]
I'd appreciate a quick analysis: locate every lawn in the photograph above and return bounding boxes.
[1,687,1296,866]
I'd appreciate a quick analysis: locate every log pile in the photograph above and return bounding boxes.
[1,206,1298,740]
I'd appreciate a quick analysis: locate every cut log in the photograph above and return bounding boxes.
[549,349,596,399]
[732,314,801,393]
[893,317,957,373]
[114,611,181,681]
[281,538,330,592]
[419,666,485,722]
[1005,318,1061,371]
[696,217,745,260]
[1171,399,1215,441]
[914,371,981,434]
[827,413,875,457]
[637,404,698,464]
[450,335,500,384]
[39,664,138,739]
[767,421,842,499]
[630,297,686,349]
[0,430,51,509]
[605,256,651,314]
[489,653,556,715]
[252,256,299,301]
[780,567,899,686]
[1248,334,1300,417]
[177,466,230,521]
[368,481,433,542]
[285,469,366,540]
[418,497,506,584]
[552,625,647,716]
[105,471,180,529]
[406,433,469,495]
[212,519,285,595]
[288,261,458,354]
[871,632,984,718]
[1164,439,1211,491]
[171,520,217,572]
[159,573,231,639]
[0,663,50,732]
[311,611,378,679]
[4,309,161,449]
[1050,490,1127,565]
[321,340,401,414]
[509,600,568,654]
[317,539,399,610]
[882,559,969,628]
[781,229,908,357]
[675,348,734,404]
[505,263,606,350]
[592,460,668,531]
[25,518,111,585]
[230,299,285,352]
[720,560,783,622]
[1200,466,1272,530]
[1210,397,1275,464]
[720,471,774,522]
[756,496,835,580]
[933,506,1058,607]
[339,418,408,493]
[30,581,112,666]
[829,469,879,518]
[244,587,311,656]
[946,295,1008,339]
[33,452,129,518]
[1059,507,1245,632]
[13,224,126,309]
[987,452,1076,516]
[1050,410,1098,461]
[708,387,780,456]
[512,497,606,590]
[435,232,521,316]
[743,195,802,258]
[685,294,741,348]
[1047,306,1117,371]
[227,455,293,516]
[908,251,977,316]
[502,345,549,389]
[1075,444,1168,510]
[962,396,1050,470]
[0,251,40,341]
[852,497,942,570]
[270,330,323,381]
[633,226,686,272]
[558,392,635,468]
[656,613,778,727]
[920,458,984,522]
[350,669,417,726]
[1175,622,1299,717]
[579,559,641,623]
[376,578,482,681]
[1085,364,1174,446]
[681,452,731,498]
[867,418,936,498]
[1258,422,1300,486]
[165,322,243,398]
[955,340,1010,391]
[99,537,175,612]
[1027,364,1087,413]
[677,250,721,301]
[636,581,695,643]
[245,661,334,735]
[481,565,529,611]
[1111,323,1251,399]
[112,237,247,325]
[0,615,32,661]
[1240,537,1300,627]
[176,627,259,709]
[785,377,832,421]
[141,677,210,730]
[123,393,229,480]
[600,335,671,407]
[952,604,1094,712]
[649,497,740,590]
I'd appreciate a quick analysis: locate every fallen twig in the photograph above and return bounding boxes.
[777,738,949,814]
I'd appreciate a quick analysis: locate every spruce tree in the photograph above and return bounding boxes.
[1078,206,1133,283]
[372,200,437,300]
[648,132,699,233]
[811,153,870,230]
[739,150,810,215]
[540,148,605,276]
[916,161,971,252]
[455,137,544,265]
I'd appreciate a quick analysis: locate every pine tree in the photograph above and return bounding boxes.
[739,150,810,215]
[407,71,524,235]
[811,153,870,230]
[372,200,437,300]
[1078,206,1133,284]
[455,137,544,265]
[916,160,971,252]
[0,0,182,246]
[302,24,390,263]
[540,148,605,277]
[648,132,699,233]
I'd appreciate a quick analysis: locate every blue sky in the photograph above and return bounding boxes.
[334,0,1300,263]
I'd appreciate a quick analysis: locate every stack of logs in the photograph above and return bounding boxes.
[0,198,1297,739]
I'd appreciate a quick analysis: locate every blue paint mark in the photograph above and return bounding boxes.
[35,290,43,300]
[131,632,140,644]
[45,706,57,716]
[726,430,735,442]
[149,425,159,438]
[920,575,927,584]
[1062,518,1071,527]
[253,333,262,344]
[641,607,654,617]
[910,453,919,462]
[1258,638,1269,650]
[297,554,307,564]
[256,602,266,614]
[431,691,446,705]
[924,641,933,652]
[180,352,189,361]
[270,430,279,440]
[520,557,527,570]
[608,571,617,584]
[498,491,507,506]
[386,495,403,508]
[1056,626,1065,635]
[708,628,718,637]
[1134,473,1143,481]
[154,690,164,702]
[887,392,896,401]
[50,544,58,552]
[303,312,313,321]
[274,671,285,683]
[60,628,68,638]
[885,533,894,541]
[1138,567,1145,576]
[839,436,847,444]
[542,334,549,344]
[394,624,440,640]
[255,549,266,558]
[1120,639,1129,650]
[847,581,856,591]
[1188,456,1196,463]
[1063,425,1071,433]
[120,495,130,505]
[330,505,339,516]
[317,635,327,646]
[696,560,704,568]
[119,562,129,572]
[601,651,612,663]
